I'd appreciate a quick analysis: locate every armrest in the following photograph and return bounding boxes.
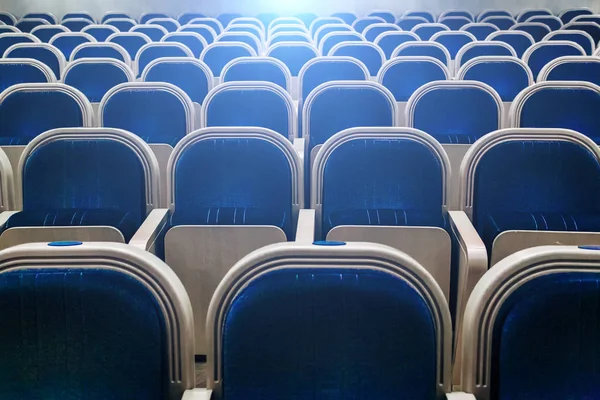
[293,138,305,162]
[446,392,477,400]
[295,209,315,243]
[129,208,170,252]
[182,389,213,400]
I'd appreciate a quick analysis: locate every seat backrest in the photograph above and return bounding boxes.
[314,23,352,47]
[510,81,600,143]
[440,9,474,21]
[227,23,264,42]
[104,17,137,32]
[517,8,553,22]
[70,42,132,65]
[313,127,450,236]
[0,12,17,26]
[0,240,195,400]
[330,12,357,25]
[257,12,280,28]
[396,16,428,31]
[298,56,369,102]
[178,24,216,44]
[369,10,396,23]
[0,26,20,35]
[460,22,498,40]
[16,18,50,33]
[142,57,214,105]
[363,22,399,41]
[461,245,600,400]
[295,12,318,27]
[200,42,257,77]
[487,30,535,58]
[0,83,93,145]
[63,59,134,103]
[221,56,291,91]
[378,56,450,102]
[0,58,56,93]
[140,12,170,24]
[202,81,295,139]
[230,17,265,32]
[558,7,593,23]
[564,21,600,45]
[107,32,150,60]
[167,127,301,238]
[81,24,119,41]
[161,32,207,57]
[352,16,386,34]
[30,24,69,42]
[135,42,193,77]
[100,82,194,146]
[268,17,304,33]
[404,10,436,22]
[266,32,312,46]
[510,22,551,42]
[62,18,92,32]
[522,41,585,80]
[3,42,66,79]
[266,42,318,76]
[374,31,420,59]
[206,241,452,399]
[455,41,517,71]
[457,56,533,101]
[217,13,243,28]
[310,16,345,38]
[148,17,180,33]
[0,32,40,55]
[480,16,517,30]
[269,23,308,38]
[412,23,450,40]
[329,42,385,76]
[130,24,168,41]
[392,41,451,68]
[101,12,132,23]
[480,9,512,22]
[320,31,364,55]
[544,29,595,55]
[526,15,563,31]
[431,30,476,60]
[538,56,600,85]
[216,31,261,54]
[439,16,471,30]
[178,12,208,25]
[189,17,223,35]
[407,80,502,144]
[24,13,56,24]
[49,32,95,59]
[63,12,95,22]
[302,81,397,150]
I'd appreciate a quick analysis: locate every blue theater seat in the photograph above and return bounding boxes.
[517,8,553,22]
[104,17,137,32]
[107,32,151,60]
[0,241,199,399]
[188,17,223,35]
[431,30,476,67]
[374,31,419,59]
[0,128,160,246]
[205,241,453,399]
[404,10,436,23]
[439,16,472,30]
[440,9,474,21]
[63,59,134,103]
[178,12,208,25]
[329,41,385,76]
[363,22,400,41]
[310,16,344,37]
[0,12,17,26]
[460,22,498,40]
[511,22,551,42]
[295,12,318,27]
[63,12,95,22]
[544,29,595,55]
[178,24,217,44]
[266,43,318,76]
[522,41,585,80]
[460,245,600,400]
[70,42,131,64]
[412,23,450,40]
[392,41,451,69]
[0,83,93,145]
[221,56,291,91]
[0,26,19,35]
[49,32,95,59]
[148,17,180,33]
[369,10,396,23]
[135,42,193,77]
[230,17,266,32]
[487,30,535,58]
[480,16,517,30]
[319,31,364,56]
[24,13,56,24]
[4,43,66,80]
[0,59,56,92]
[62,17,92,32]
[101,12,133,23]
[314,23,352,45]
[140,12,170,24]
[131,24,168,41]
[266,32,311,46]
[16,18,50,33]
[269,23,307,37]
[227,23,264,42]
[0,33,40,56]
[217,13,243,28]
[396,16,428,31]
[558,7,593,24]
[30,24,69,42]
[527,15,563,31]
[352,16,386,34]
[538,56,600,85]
[200,42,256,78]
[161,31,207,57]
[330,12,357,25]
[455,41,516,72]
[478,9,512,22]
[564,22,600,46]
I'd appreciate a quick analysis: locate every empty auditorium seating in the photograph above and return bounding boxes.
[204,241,453,398]
[0,241,199,399]
[309,16,343,37]
[135,42,193,77]
[431,30,476,72]
[527,15,563,31]
[30,24,69,42]
[522,40,586,79]
[70,42,132,65]
[217,12,242,27]
[329,41,385,76]
[227,23,264,42]
[216,31,261,54]
[3,42,65,79]
[538,56,600,85]
[392,41,451,69]
[564,21,600,45]
[221,56,290,91]
[0,33,40,55]
[511,22,552,42]
[265,42,318,76]
[544,29,595,55]
[0,59,56,92]
[374,31,419,59]
[16,18,50,33]
[460,245,600,399]
[461,22,498,40]
[63,59,134,104]
[270,23,307,37]
[49,32,95,59]
[200,42,256,80]
[456,41,517,73]
[230,17,265,32]
[107,32,150,60]
[487,30,535,57]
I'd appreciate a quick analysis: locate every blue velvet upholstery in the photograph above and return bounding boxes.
[330,44,383,75]
[440,17,470,30]
[268,45,317,77]
[528,16,563,31]
[376,32,418,59]
[0,62,52,93]
[217,13,242,27]
[5,46,62,79]
[396,18,427,31]
[353,18,380,34]
[517,9,552,22]
[0,268,167,399]
[5,139,147,241]
[217,34,259,54]
[190,18,222,34]
[109,35,148,60]
[414,25,448,40]
[547,32,594,55]
[0,35,37,56]
[306,86,395,149]
[331,12,357,24]
[178,12,207,25]
[222,61,288,89]
[32,27,65,43]
[411,86,500,144]
[526,44,584,79]
[163,34,205,57]
[561,9,593,23]
[106,19,136,32]
[144,61,211,104]
[394,44,449,66]
[0,90,86,145]
[180,26,215,44]
[300,60,367,101]
[406,11,435,22]
[461,60,530,101]
[320,138,447,236]
[72,45,127,62]
[222,267,438,399]
[85,27,118,42]
[201,45,255,77]
[544,61,600,85]
[133,26,166,41]
[205,87,291,138]
[141,13,169,24]
[137,45,190,77]
[491,272,600,400]
[490,32,533,58]
[321,33,361,56]
[459,44,515,66]
[102,88,188,145]
[364,25,397,42]
[169,138,294,239]
[24,13,55,23]
[101,13,131,23]
[517,87,600,143]
[52,35,93,59]
[472,141,600,252]
[463,24,498,40]
[483,17,516,30]
[64,12,95,22]
[381,60,448,102]
[64,62,130,102]
[565,23,600,45]
[62,19,92,32]
[15,19,47,33]
[434,33,475,59]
